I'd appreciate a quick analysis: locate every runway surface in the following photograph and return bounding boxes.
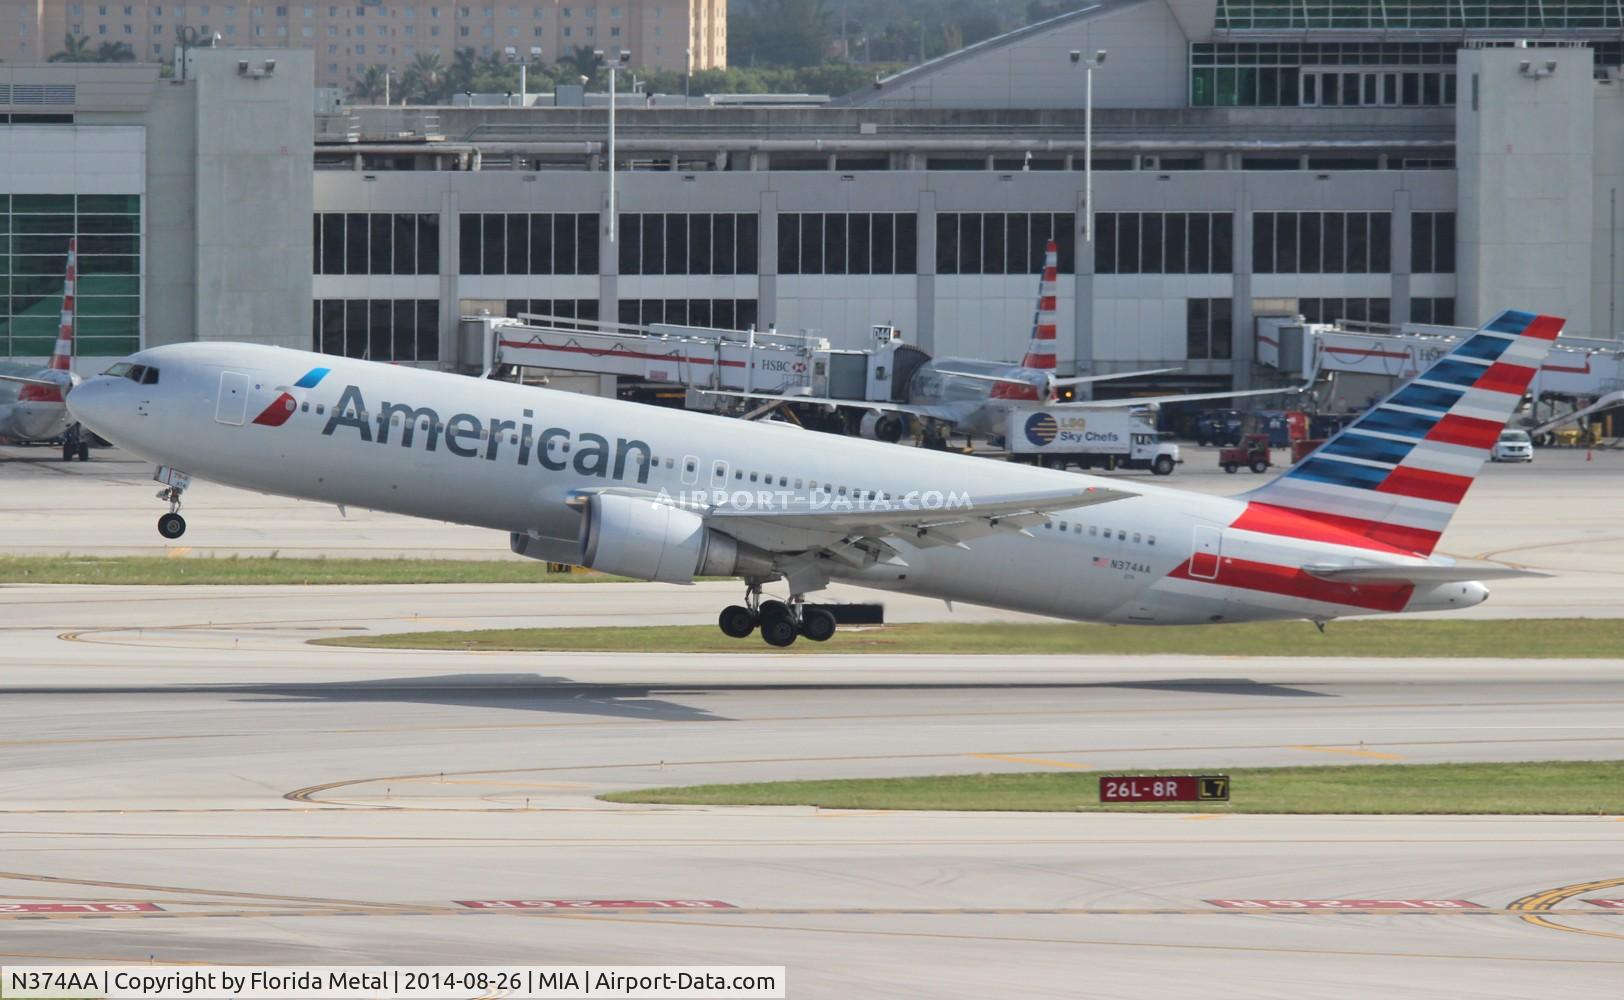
[3,443,1623,994]
[2,583,1623,997]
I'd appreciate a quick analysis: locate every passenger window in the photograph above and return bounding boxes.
[1044,521,1053,530]
[1118,530,1127,541]
[301,402,309,412]
[735,470,743,480]
[1148,535,1156,546]
[779,476,788,487]
[1088,526,1097,536]
[686,460,696,472]
[316,405,326,415]
[666,458,675,469]
[1060,523,1068,532]
[749,472,758,482]
[1133,533,1141,544]
[795,479,804,489]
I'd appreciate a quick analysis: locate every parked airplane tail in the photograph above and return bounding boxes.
[48,238,78,372]
[990,240,1060,401]
[1244,309,1564,556]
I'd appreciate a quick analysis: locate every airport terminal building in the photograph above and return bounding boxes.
[4,0,1624,395]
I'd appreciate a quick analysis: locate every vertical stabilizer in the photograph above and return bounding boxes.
[990,239,1060,400]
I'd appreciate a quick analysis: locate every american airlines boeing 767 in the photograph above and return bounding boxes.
[65,309,1559,645]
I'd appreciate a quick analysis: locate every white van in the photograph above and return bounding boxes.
[1491,428,1534,462]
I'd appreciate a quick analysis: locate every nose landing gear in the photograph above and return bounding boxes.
[153,466,191,539]
[716,583,838,646]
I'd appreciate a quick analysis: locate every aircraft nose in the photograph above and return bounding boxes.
[65,377,115,432]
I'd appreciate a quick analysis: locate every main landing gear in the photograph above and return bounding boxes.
[61,423,90,462]
[718,583,837,647]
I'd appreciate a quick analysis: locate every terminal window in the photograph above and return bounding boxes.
[314,212,440,276]
[1186,297,1234,360]
[1094,212,1234,275]
[617,298,759,332]
[503,298,600,330]
[1298,297,1391,326]
[1410,212,1455,274]
[778,212,917,276]
[1410,297,1455,325]
[314,298,439,362]
[618,213,759,276]
[1253,211,1392,275]
[458,212,598,275]
[933,212,1072,276]
[1,193,141,358]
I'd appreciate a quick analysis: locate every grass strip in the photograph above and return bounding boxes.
[313,618,1624,658]
[0,554,633,586]
[601,761,1624,814]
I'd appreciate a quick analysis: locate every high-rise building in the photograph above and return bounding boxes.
[0,2,726,91]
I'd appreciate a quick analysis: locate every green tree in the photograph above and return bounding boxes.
[93,41,136,62]
[48,33,95,63]
[732,0,834,67]
[349,64,390,103]
[401,51,446,104]
[447,46,479,96]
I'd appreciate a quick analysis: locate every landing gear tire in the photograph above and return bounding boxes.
[760,615,799,647]
[718,605,756,638]
[758,599,790,624]
[62,440,74,462]
[1249,459,1269,474]
[158,512,187,539]
[800,608,837,642]
[77,441,90,461]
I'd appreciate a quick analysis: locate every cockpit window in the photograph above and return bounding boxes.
[140,367,159,385]
[126,365,147,383]
[104,363,132,377]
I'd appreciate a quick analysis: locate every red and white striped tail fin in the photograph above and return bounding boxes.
[1243,309,1564,556]
[49,238,77,372]
[991,239,1060,401]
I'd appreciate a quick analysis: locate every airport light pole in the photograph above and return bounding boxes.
[685,46,693,100]
[596,49,632,243]
[1069,49,1107,242]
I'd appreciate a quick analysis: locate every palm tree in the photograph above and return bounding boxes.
[401,51,445,104]
[448,47,478,96]
[349,64,390,103]
[93,41,135,63]
[557,45,602,83]
[48,34,95,62]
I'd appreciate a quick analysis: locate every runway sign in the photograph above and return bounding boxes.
[1099,775,1229,803]
[455,900,737,910]
[1208,899,1485,909]
[1585,899,1624,908]
[0,903,163,913]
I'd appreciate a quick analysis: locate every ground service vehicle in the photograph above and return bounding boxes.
[1008,407,1179,475]
[1220,434,1273,474]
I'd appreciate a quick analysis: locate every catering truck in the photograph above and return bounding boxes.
[1006,406,1180,475]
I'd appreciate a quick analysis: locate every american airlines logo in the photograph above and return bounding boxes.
[319,384,654,485]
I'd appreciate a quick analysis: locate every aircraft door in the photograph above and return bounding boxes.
[710,459,730,491]
[215,371,250,426]
[681,454,700,486]
[1188,525,1222,580]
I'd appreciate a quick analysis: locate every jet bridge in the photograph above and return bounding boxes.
[1256,316,1623,401]
[463,314,918,409]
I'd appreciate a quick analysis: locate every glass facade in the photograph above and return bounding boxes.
[1216,1,1624,31]
[1,194,141,358]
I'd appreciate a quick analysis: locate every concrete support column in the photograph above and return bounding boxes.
[1390,188,1412,329]
[1075,186,1093,379]
[1231,184,1254,390]
[598,173,617,331]
[440,188,457,364]
[758,190,779,330]
[916,190,937,355]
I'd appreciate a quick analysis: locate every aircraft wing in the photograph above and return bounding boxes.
[0,374,61,388]
[1302,563,1552,584]
[694,484,1136,557]
[935,367,1182,387]
[692,388,959,422]
[1047,383,1310,409]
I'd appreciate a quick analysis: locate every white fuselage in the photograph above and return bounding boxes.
[67,343,1487,625]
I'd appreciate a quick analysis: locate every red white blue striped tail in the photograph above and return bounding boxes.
[49,238,78,372]
[990,239,1059,401]
[1245,309,1564,556]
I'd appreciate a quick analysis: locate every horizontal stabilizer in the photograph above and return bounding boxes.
[1302,563,1551,585]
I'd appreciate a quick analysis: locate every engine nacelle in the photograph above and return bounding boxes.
[859,409,904,443]
[577,493,774,583]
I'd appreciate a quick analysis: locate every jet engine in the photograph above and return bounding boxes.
[577,493,774,583]
[859,409,905,443]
